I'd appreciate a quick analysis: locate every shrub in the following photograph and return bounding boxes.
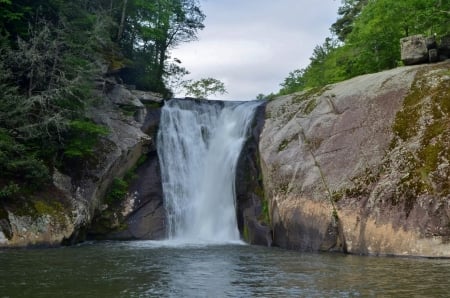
[63,120,109,159]
[105,178,128,204]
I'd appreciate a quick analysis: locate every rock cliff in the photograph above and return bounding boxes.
[260,60,450,257]
[0,81,161,247]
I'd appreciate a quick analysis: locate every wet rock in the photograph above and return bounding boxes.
[103,151,166,240]
[235,102,272,246]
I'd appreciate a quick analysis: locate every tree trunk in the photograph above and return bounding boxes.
[117,0,128,41]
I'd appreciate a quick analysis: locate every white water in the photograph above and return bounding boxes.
[157,99,261,244]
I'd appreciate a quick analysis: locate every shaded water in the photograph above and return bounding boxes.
[1,241,450,297]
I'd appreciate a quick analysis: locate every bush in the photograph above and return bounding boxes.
[105,178,128,204]
[0,183,20,200]
[63,120,109,159]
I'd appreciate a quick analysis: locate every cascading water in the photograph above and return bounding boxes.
[157,99,261,244]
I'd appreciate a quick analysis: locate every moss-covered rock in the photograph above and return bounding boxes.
[260,60,450,257]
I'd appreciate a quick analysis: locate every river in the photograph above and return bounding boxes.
[1,241,449,297]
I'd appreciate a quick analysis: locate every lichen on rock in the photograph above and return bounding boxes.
[260,60,450,257]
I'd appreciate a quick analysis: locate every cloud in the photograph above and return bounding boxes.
[171,0,340,100]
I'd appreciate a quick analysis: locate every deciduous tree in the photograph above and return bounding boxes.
[184,77,227,99]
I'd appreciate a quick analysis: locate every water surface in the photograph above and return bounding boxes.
[1,241,449,297]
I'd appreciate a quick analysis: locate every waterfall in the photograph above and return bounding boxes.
[157,99,261,243]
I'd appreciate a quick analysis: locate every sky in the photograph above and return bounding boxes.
[171,0,341,100]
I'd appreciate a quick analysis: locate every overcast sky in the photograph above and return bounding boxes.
[171,0,340,100]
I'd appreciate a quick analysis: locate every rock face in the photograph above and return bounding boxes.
[235,102,272,246]
[87,107,165,241]
[260,61,450,257]
[0,78,158,247]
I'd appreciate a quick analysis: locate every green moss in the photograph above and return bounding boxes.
[243,224,250,242]
[33,199,67,225]
[292,86,330,104]
[33,200,63,216]
[119,105,139,116]
[392,80,422,141]
[300,98,318,115]
[277,134,299,152]
[105,178,128,205]
[136,154,148,168]
[390,65,450,207]
[144,102,161,109]
[278,139,289,152]
[332,189,345,202]
[392,106,420,141]
[418,141,443,175]
[64,120,109,159]
[258,195,271,225]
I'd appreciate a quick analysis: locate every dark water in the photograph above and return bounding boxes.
[1,241,450,297]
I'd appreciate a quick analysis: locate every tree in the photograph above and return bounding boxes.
[118,0,205,94]
[331,0,368,42]
[278,0,450,96]
[183,77,227,99]
[0,0,208,195]
[0,0,115,190]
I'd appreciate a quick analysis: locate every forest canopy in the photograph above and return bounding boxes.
[278,0,450,96]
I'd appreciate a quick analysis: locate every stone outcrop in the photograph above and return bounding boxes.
[401,34,450,65]
[0,78,159,247]
[260,60,450,257]
[401,35,429,65]
[87,106,165,241]
[235,102,272,246]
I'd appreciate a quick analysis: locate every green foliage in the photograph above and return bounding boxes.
[256,93,276,101]
[278,0,450,96]
[331,0,368,42]
[0,129,51,190]
[279,38,345,95]
[64,120,109,159]
[118,0,205,94]
[0,183,20,200]
[0,0,205,200]
[105,178,129,204]
[183,77,227,99]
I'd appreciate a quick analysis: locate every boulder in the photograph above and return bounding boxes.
[260,61,450,257]
[107,84,146,123]
[429,48,439,62]
[401,35,428,65]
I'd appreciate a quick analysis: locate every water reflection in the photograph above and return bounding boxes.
[1,242,450,297]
